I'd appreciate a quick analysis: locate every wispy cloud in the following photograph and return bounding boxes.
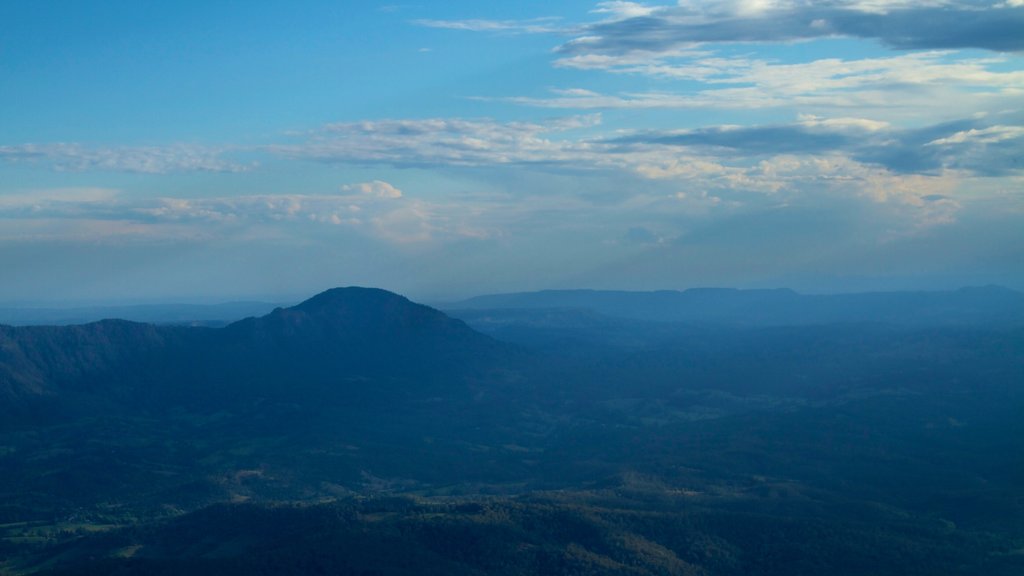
[0,187,120,209]
[0,181,495,246]
[412,17,568,34]
[270,115,605,168]
[591,1,661,20]
[0,143,251,174]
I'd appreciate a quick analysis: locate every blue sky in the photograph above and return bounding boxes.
[2,1,1023,303]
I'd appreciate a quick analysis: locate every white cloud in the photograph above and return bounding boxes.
[592,1,660,19]
[926,125,1024,145]
[797,115,891,133]
[341,180,404,198]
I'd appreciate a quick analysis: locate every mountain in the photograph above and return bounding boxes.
[223,287,497,367]
[0,320,196,422]
[0,287,507,422]
[446,286,1024,326]
[0,288,527,529]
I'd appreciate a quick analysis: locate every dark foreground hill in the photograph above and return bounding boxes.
[1,287,1023,575]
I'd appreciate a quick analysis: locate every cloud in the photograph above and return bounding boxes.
[0,187,119,209]
[533,51,1024,121]
[422,3,1021,123]
[412,17,567,34]
[138,187,397,229]
[616,124,856,154]
[563,1,1024,53]
[496,88,727,110]
[0,188,214,242]
[0,143,250,174]
[281,112,1017,181]
[623,225,666,245]
[926,125,1024,145]
[0,180,494,246]
[340,180,404,198]
[610,115,1024,176]
[7,111,1013,247]
[260,110,1023,231]
[270,115,606,168]
[592,1,661,19]
[144,188,495,245]
[853,119,1024,176]
[269,111,1024,232]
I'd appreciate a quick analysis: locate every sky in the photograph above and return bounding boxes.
[1,0,1023,304]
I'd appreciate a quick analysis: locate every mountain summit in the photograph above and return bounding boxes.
[224,286,492,352]
[277,286,477,339]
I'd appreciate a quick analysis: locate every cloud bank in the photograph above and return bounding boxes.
[562,1,1024,53]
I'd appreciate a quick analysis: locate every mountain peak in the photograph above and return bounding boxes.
[292,286,414,315]
[296,286,406,307]
[225,287,493,352]
[285,286,453,331]
[214,287,504,384]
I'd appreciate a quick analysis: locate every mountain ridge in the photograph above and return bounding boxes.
[446,285,1024,326]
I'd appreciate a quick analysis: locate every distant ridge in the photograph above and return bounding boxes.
[446,286,1024,326]
[0,300,283,327]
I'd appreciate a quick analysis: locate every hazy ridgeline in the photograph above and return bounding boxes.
[1,287,1022,575]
